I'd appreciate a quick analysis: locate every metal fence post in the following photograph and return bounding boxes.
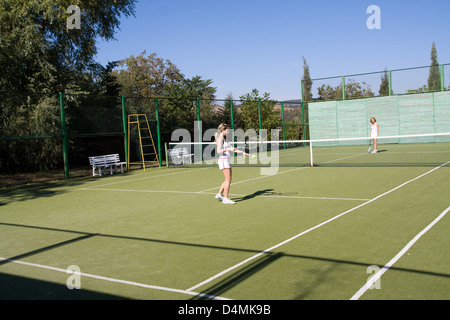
[59,93,69,179]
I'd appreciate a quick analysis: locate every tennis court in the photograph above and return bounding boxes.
[1,139,449,300]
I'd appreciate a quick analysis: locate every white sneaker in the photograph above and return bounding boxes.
[371,150,378,153]
[222,198,236,205]
[215,193,224,200]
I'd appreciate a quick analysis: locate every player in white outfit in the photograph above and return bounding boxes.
[215,123,249,204]
[370,117,379,153]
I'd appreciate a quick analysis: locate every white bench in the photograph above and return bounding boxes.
[169,148,194,165]
[89,154,127,177]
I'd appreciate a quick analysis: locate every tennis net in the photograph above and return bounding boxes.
[167,132,450,168]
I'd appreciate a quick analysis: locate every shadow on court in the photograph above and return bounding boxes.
[191,252,283,300]
[233,189,300,202]
[0,171,136,207]
[0,178,97,207]
[233,189,274,203]
[1,223,449,299]
[0,272,129,300]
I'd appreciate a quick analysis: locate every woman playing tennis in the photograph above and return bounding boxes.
[215,123,249,204]
[370,117,379,153]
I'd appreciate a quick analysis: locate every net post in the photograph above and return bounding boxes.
[165,142,169,168]
[121,96,128,168]
[281,101,286,149]
[155,97,162,167]
[309,140,314,167]
[59,92,69,179]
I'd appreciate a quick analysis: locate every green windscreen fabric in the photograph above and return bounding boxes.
[309,91,450,145]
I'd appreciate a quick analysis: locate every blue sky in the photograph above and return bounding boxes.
[96,0,450,101]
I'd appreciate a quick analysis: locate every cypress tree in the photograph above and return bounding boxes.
[428,42,441,91]
[379,68,390,96]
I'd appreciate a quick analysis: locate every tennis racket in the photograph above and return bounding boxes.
[232,143,256,158]
[367,140,372,153]
[233,147,254,158]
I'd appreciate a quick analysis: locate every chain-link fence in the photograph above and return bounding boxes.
[1,93,307,181]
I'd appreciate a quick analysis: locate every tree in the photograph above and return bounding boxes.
[220,93,234,126]
[301,57,312,139]
[239,89,280,135]
[97,61,122,96]
[158,75,217,142]
[345,79,375,98]
[0,0,137,172]
[220,93,243,129]
[115,51,184,97]
[0,0,137,97]
[379,68,390,96]
[317,84,339,101]
[301,57,313,102]
[407,85,428,94]
[428,42,441,91]
[317,79,374,100]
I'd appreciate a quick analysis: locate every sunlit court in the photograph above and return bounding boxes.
[2,0,450,303]
[1,136,449,300]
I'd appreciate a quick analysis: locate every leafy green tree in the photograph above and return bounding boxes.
[317,79,374,100]
[345,79,375,98]
[0,0,136,97]
[96,61,122,96]
[317,84,339,100]
[0,0,137,172]
[220,93,234,126]
[116,51,218,141]
[115,51,184,97]
[239,89,280,135]
[220,93,243,130]
[153,75,216,143]
[407,85,428,94]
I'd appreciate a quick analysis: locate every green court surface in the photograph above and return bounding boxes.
[1,144,449,300]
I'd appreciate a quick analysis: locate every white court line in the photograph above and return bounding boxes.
[228,193,369,201]
[387,151,450,154]
[78,188,370,202]
[197,152,367,193]
[186,160,450,293]
[197,166,307,193]
[77,167,211,189]
[0,257,231,300]
[3,162,448,299]
[350,206,450,300]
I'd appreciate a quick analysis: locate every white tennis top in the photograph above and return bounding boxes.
[220,140,231,159]
[371,123,378,138]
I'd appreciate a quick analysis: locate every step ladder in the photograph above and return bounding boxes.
[127,114,160,171]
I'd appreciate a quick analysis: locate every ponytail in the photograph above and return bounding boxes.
[216,123,229,141]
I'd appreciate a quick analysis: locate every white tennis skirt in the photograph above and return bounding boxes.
[218,157,231,170]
